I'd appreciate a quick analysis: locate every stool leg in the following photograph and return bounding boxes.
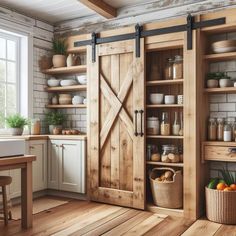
[2,186,8,225]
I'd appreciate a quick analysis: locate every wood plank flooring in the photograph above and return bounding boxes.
[0,197,235,236]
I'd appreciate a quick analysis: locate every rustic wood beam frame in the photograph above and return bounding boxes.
[79,0,117,19]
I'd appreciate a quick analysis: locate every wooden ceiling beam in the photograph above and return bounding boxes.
[79,0,117,19]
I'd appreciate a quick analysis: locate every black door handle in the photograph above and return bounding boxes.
[134,110,138,136]
[139,110,144,137]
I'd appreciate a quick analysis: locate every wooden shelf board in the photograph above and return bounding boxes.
[204,51,236,62]
[147,104,183,108]
[43,65,86,75]
[203,141,236,146]
[45,85,87,92]
[146,135,184,139]
[46,104,86,109]
[204,87,236,93]
[146,161,183,167]
[67,46,86,53]
[146,79,183,86]
[147,203,184,217]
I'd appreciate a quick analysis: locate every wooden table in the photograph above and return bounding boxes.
[0,155,36,228]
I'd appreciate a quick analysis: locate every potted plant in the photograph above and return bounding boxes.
[5,114,28,136]
[219,73,232,88]
[52,38,67,68]
[206,72,220,88]
[45,111,66,134]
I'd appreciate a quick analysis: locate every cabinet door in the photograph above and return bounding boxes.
[48,140,60,189]
[88,39,145,209]
[29,140,47,191]
[59,140,85,193]
[9,141,29,198]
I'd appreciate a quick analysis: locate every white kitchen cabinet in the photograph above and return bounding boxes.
[9,139,47,198]
[29,140,47,191]
[48,139,86,193]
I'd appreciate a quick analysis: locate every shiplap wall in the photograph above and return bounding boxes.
[55,0,236,36]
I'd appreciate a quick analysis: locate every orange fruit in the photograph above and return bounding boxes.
[230,184,236,191]
[224,187,233,191]
[216,183,227,191]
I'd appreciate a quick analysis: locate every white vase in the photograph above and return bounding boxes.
[52,55,66,68]
[66,54,77,67]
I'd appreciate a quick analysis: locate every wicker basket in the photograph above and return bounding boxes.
[149,167,183,209]
[206,187,236,225]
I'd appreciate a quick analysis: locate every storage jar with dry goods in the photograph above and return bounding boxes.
[147,117,160,135]
[208,118,217,141]
[173,55,183,80]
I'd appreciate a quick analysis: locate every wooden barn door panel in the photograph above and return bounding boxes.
[88,39,145,209]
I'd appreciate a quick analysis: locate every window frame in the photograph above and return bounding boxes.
[0,31,21,127]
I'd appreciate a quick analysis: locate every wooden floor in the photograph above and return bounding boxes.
[0,197,235,236]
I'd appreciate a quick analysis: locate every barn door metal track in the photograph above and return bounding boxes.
[74,14,225,62]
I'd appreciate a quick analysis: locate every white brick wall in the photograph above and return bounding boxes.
[208,32,236,178]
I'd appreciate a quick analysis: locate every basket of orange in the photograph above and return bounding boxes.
[206,168,236,225]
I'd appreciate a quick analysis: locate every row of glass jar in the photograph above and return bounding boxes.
[147,144,183,163]
[208,117,236,141]
[147,111,183,136]
[164,55,183,80]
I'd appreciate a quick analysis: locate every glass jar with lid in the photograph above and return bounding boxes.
[164,58,174,80]
[147,117,160,135]
[161,144,180,163]
[208,118,217,141]
[217,118,224,141]
[160,112,170,136]
[226,117,235,140]
[173,55,183,80]
[30,118,41,135]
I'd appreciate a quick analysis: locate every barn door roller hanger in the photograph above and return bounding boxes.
[74,14,225,62]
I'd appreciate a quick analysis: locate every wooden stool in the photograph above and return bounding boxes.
[0,176,12,225]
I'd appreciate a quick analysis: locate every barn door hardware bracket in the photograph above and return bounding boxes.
[135,24,142,57]
[91,32,97,62]
[74,15,225,55]
[187,14,194,50]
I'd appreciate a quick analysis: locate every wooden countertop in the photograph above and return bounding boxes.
[0,134,87,141]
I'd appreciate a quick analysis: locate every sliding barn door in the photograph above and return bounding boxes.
[88,39,145,209]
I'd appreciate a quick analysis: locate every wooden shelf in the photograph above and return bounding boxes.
[146,161,183,167]
[67,46,86,54]
[204,87,236,93]
[146,135,184,139]
[146,79,183,86]
[204,51,236,62]
[43,65,86,75]
[45,85,87,92]
[46,104,86,109]
[147,104,183,108]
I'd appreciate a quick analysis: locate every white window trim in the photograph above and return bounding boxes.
[0,20,33,134]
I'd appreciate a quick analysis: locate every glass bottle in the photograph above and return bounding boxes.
[164,58,174,80]
[173,55,183,80]
[172,111,180,135]
[217,118,224,141]
[161,112,170,136]
[208,118,217,141]
[224,124,232,142]
[179,111,184,136]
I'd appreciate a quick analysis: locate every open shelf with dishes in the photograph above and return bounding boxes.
[145,45,185,214]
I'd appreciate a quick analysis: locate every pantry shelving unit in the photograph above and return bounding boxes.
[145,41,185,215]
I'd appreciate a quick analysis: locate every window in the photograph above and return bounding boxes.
[0,32,20,128]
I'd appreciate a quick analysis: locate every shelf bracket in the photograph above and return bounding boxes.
[91,32,97,63]
[187,14,194,50]
[135,24,142,57]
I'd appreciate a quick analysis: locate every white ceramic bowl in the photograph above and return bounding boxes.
[47,78,60,87]
[60,79,77,87]
[150,93,164,104]
[72,95,84,105]
[164,95,175,104]
[76,74,87,85]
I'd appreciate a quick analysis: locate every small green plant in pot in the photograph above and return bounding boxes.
[206,72,222,88]
[218,73,232,88]
[52,38,67,68]
[6,114,28,136]
[45,111,66,134]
